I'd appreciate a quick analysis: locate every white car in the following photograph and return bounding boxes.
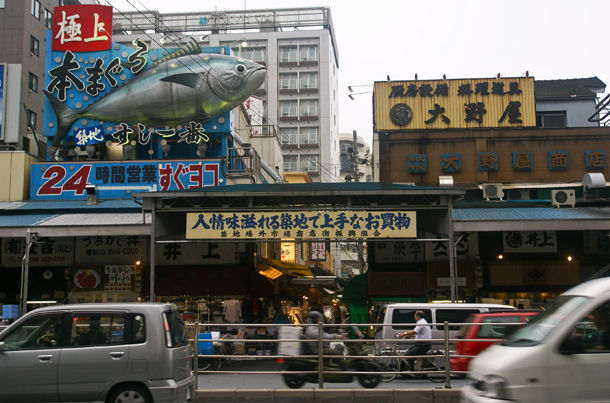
[462,277,610,403]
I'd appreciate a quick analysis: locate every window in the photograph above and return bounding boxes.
[28,73,38,92]
[0,0,5,8]
[300,99,318,117]
[30,35,39,56]
[300,127,318,145]
[476,316,522,338]
[300,72,318,89]
[27,109,37,130]
[279,73,297,90]
[31,0,40,19]
[69,313,126,346]
[300,45,317,62]
[163,309,188,347]
[0,314,63,350]
[564,301,610,353]
[132,314,146,343]
[44,9,53,30]
[280,100,298,117]
[391,309,433,330]
[436,309,480,330]
[238,47,264,63]
[301,154,319,172]
[284,155,298,172]
[280,127,298,145]
[536,112,567,128]
[279,46,297,62]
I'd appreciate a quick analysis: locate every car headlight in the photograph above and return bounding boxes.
[482,374,510,400]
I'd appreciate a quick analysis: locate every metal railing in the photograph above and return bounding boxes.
[226,146,262,180]
[186,320,526,389]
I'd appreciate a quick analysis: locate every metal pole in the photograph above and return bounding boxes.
[447,198,456,302]
[194,322,199,389]
[443,321,452,388]
[19,229,34,317]
[149,201,156,302]
[352,130,359,183]
[318,322,324,388]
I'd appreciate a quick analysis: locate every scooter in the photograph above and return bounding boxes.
[279,337,381,388]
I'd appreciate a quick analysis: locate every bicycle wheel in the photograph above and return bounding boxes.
[425,355,447,383]
[377,355,399,382]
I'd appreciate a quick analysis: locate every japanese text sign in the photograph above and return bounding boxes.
[503,231,557,253]
[186,211,417,240]
[374,77,535,131]
[31,160,222,200]
[52,5,113,52]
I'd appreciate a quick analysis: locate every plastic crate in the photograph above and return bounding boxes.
[2,305,19,320]
[197,332,214,355]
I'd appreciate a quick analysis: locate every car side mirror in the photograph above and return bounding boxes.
[559,334,583,355]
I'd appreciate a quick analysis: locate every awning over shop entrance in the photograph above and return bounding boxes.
[256,257,313,279]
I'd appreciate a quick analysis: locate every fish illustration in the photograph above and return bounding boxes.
[45,49,267,147]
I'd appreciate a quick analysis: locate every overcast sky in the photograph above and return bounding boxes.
[109,0,610,145]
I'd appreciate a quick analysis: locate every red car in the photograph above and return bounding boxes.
[450,310,539,372]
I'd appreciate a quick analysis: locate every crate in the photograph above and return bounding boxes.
[197,332,214,355]
[2,305,19,320]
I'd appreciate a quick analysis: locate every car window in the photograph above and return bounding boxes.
[132,314,146,343]
[458,315,475,338]
[477,316,522,338]
[436,309,480,330]
[68,313,126,347]
[565,301,610,354]
[163,309,188,347]
[1,314,63,350]
[391,309,432,330]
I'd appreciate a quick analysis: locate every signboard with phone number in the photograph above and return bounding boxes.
[31,160,222,200]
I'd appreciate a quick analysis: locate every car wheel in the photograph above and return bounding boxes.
[107,384,151,403]
[283,374,305,389]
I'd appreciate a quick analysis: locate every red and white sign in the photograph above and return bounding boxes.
[52,5,113,52]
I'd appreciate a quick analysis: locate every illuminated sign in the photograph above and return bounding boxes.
[186,211,417,240]
[51,5,113,52]
[31,160,222,200]
[374,77,535,131]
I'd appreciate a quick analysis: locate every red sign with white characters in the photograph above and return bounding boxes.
[52,5,113,52]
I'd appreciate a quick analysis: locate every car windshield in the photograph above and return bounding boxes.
[502,296,590,346]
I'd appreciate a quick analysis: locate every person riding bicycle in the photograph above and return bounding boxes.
[302,311,344,356]
[398,310,431,372]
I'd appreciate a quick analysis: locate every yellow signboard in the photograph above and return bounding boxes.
[186,211,417,240]
[374,77,535,131]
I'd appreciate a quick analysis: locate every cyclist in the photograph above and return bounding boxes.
[398,310,431,372]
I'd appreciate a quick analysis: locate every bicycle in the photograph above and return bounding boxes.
[377,335,446,383]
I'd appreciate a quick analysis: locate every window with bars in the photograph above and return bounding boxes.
[300,45,317,62]
[279,46,297,62]
[300,127,318,145]
[300,72,318,89]
[300,99,318,117]
[279,73,298,90]
[238,48,265,63]
[280,127,298,145]
[300,154,319,172]
[284,155,298,172]
[280,100,298,117]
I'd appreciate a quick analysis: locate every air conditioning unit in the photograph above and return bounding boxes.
[506,189,531,200]
[552,189,575,208]
[482,184,504,200]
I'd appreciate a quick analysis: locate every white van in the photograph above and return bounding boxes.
[375,303,515,351]
[0,303,195,403]
[462,277,610,403]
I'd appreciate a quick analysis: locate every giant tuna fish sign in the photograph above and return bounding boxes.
[43,4,266,157]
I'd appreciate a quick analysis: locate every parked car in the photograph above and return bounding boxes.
[374,303,515,352]
[463,277,610,403]
[450,310,539,372]
[0,303,195,403]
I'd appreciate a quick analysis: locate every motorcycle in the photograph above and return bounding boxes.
[279,332,381,389]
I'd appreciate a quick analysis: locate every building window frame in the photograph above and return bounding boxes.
[300,127,318,145]
[44,8,53,29]
[280,100,298,117]
[300,154,319,172]
[280,127,298,145]
[300,72,318,89]
[279,73,298,90]
[299,45,318,62]
[30,35,40,56]
[31,0,41,19]
[27,109,37,130]
[28,72,38,93]
[279,46,297,63]
[300,99,318,117]
[536,111,567,128]
[284,155,298,172]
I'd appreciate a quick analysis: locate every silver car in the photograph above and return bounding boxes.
[0,303,195,403]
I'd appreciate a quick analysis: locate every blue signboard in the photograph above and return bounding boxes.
[0,64,4,141]
[31,160,223,200]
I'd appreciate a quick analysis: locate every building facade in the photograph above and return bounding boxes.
[112,7,341,182]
